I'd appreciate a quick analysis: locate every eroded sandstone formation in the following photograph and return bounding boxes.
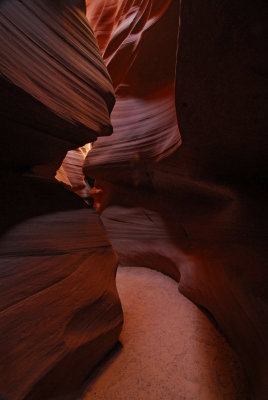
[0,1,123,399]
[0,0,114,170]
[84,0,181,183]
[0,175,122,400]
[85,0,268,398]
[1,0,267,399]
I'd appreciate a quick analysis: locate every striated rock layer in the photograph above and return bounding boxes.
[85,0,268,398]
[0,1,123,399]
[1,0,267,398]
[0,174,123,400]
[84,0,181,180]
[0,0,114,169]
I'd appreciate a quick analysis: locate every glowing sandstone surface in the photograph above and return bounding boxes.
[85,1,268,399]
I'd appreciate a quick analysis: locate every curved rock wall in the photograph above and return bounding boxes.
[0,2,123,399]
[84,0,181,180]
[173,1,268,397]
[0,0,114,169]
[1,0,267,398]
[0,174,123,400]
[84,0,268,398]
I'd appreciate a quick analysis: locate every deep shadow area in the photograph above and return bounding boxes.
[0,173,88,236]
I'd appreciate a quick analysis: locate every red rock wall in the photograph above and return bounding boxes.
[0,0,114,169]
[84,0,181,180]
[0,2,123,399]
[1,0,267,398]
[84,1,268,398]
[173,2,268,397]
[0,174,123,400]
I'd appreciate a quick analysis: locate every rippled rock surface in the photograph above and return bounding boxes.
[0,2,123,399]
[1,0,267,398]
[84,1,268,398]
[84,0,181,180]
[0,0,114,169]
[0,174,123,400]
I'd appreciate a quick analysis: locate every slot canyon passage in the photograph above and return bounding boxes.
[0,0,267,399]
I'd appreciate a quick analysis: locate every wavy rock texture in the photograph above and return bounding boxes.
[0,174,123,400]
[0,0,114,169]
[0,2,123,399]
[84,0,268,398]
[84,0,181,179]
[1,0,267,399]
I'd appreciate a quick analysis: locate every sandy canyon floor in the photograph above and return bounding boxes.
[79,266,248,400]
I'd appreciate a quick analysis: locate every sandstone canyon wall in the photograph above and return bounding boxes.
[84,1,268,399]
[0,2,123,399]
[0,0,267,399]
[84,0,181,183]
[1,0,114,170]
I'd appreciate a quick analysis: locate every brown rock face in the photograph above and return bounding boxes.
[84,0,181,181]
[0,2,123,399]
[0,0,114,169]
[1,0,267,398]
[84,0,268,398]
[0,174,123,400]
[173,1,268,396]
